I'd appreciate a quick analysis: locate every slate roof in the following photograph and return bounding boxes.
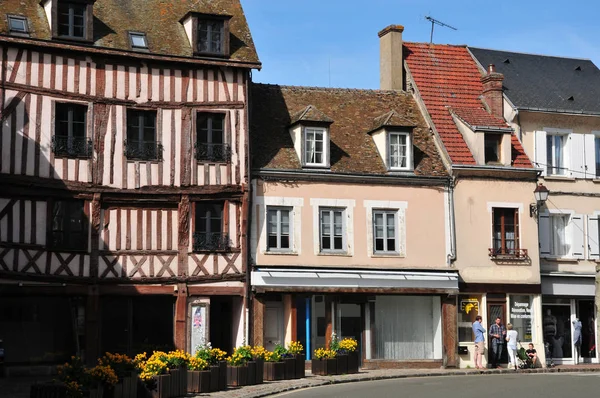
[250,83,448,177]
[404,42,532,168]
[469,47,600,114]
[0,0,260,66]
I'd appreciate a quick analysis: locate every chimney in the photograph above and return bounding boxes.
[481,64,504,118]
[379,25,404,91]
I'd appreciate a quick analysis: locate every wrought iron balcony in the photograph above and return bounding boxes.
[488,248,528,259]
[193,232,230,252]
[124,140,163,161]
[195,143,231,162]
[51,135,93,158]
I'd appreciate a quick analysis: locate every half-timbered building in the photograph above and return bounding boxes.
[0,0,259,371]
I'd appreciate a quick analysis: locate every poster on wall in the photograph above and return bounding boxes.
[510,297,532,341]
[190,304,208,356]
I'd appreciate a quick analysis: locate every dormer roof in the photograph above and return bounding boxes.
[290,105,334,125]
[368,110,416,134]
[449,106,511,132]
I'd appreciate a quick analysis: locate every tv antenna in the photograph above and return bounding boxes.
[425,15,457,44]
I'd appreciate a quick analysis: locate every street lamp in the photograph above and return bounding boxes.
[530,183,549,218]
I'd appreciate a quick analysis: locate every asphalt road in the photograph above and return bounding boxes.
[272,373,600,398]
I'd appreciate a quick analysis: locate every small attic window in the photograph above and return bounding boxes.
[8,15,29,34]
[129,32,148,49]
[503,58,510,64]
[575,66,582,71]
[53,0,94,42]
[568,96,574,101]
[185,13,231,57]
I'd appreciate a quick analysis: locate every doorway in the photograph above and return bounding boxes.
[335,302,362,360]
[577,300,596,361]
[487,301,508,365]
[264,302,284,352]
[210,296,234,354]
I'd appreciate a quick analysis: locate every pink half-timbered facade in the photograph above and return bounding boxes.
[0,0,259,370]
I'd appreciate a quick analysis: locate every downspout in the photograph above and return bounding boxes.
[447,176,457,266]
[245,70,253,345]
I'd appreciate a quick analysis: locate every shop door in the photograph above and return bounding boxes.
[577,300,596,361]
[336,303,362,361]
[487,302,508,364]
[264,302,283,352]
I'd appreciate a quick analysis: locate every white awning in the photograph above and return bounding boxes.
[251,268,459,293]
[541,274,595,297]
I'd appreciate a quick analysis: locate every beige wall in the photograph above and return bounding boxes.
[453,178,540,284]
[251,179,449,269]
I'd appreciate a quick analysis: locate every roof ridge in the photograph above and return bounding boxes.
[251,82,409,95]
[468,46,593,62]
[404,41,468,48]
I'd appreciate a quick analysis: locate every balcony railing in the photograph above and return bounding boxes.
[51,135,93,158]
[488,248,528,259]
[124,140,163,161]
[193,232,230,252]
[195,143,231,162]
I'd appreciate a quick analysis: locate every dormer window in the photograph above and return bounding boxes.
[46,0,94,42]
[304,127,328,167]
[7,15,29,34]
[181,13,231,57]
[129,32,148,50]
[484,134,502,164]
[389,132,411,170]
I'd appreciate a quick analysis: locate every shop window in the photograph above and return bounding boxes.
[509,295,533,343]
[457,295,483,343]
[542,304,572,359]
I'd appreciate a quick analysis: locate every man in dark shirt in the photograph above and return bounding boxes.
[489,317,506,368]
[526,343,538,368]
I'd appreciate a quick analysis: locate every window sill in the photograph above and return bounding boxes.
[541,256,580,262]
[318,252,352,257]
[263,251,298,256]
[53,153,92,160]
[192,248,241,254]
[126,158,163,164]
[196,160,230,165]
[371,253,404,258]
[544,176,576,182]
[593,179,600,184]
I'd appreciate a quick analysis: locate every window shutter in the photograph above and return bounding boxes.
[588,215,600,259]
[538,213,551,256]
[584,134,597,179]
[570,133,586,178]
[570,214,585,259]
[534,130,547,176]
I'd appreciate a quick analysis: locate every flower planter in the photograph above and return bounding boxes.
[227,365,248,387]
[336,354,348,375]
[168,367,186,397]
[255,358,264,384]
[151,374,171,398]
[88,385,104,398]
[209,366,220,392]
[219,361,228,390]
[264,361,285,381]
[347,351,359,374]
[30,383,68,398]
[295,354,306,379]
[109,374,138,398]
[187,370,211,394]
[311,358,337,376]
[283,357,296,379]
[247,361,257,386]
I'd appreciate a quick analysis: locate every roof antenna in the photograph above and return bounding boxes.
[425,15,457,44]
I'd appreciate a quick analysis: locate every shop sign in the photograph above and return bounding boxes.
[510,301,531,319]
[460,298,479,314]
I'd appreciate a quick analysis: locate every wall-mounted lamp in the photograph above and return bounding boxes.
[529,183,549,218]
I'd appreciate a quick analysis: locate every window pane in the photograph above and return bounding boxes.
[9,17,27,32]
[267,210,277,234]
[389,134,408,169]
[375,238,384,251]
[333,211,343,236]
[333,236,343,250]
[387,239,396,252]
[130,33,147,48]
[268,235,278,249]
[596,137,600,177]
[280,235,290,249]
[321,211,330,235]
[321,236,331,250]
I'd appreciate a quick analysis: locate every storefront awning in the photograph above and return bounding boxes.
[251,268,459,294]
[541,274,595,297]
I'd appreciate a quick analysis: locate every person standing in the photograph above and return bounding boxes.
[472,315,486,369]
[489,317,506,368]
[573,317,582,364]
[505,323,518,370]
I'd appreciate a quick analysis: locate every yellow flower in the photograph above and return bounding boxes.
[288,341,304,355]
[339,338,358,352]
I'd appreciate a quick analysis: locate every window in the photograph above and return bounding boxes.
[373,210,397,253]
[51,200,87,251]
[457,295,482,342]
[595,136,600,177]
[484,134,502,164]
[267,207,292,251]
[193,202,228,251]
[549,214,569,257]
[52,102,91,158]
[129,32,148,49]
[198,18,225,55]
[491,208,520,256]
[546,134,566,175]
[509,295,533,343]
[125,110,161,160]
[319,208,344,252]
[7,15,28,34]
[57,2,87,39]
[389,132,411,170]
[196,113,230,162]
[304,128,327,167]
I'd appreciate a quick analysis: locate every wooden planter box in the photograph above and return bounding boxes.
[255,358,264,384]
[168,367,187,397]
[219,361,227,390]
[247,361,257,386]
[283,357,296,379]
[311,358,337,376]
[227,365,248,387]
[263,361,285,381]
[347,351,359,374]
[209,366,220,392]
[151,374,171,398]
[109,375,138,398]
[295,354,306,379]
[187,370,211,394]
[336,354,348,374]
[30,383,68,398]
[88,386,104,398]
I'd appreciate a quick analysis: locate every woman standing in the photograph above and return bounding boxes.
[506,323,519,370]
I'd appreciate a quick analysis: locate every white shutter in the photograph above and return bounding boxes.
[588,215,600,259]
[534,130,547,176]
[570,214,585,259]
[584,134,597,179]
[570,134,586,178]
[538,213,551,256]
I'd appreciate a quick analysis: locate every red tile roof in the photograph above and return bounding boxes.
[404,42,532,168]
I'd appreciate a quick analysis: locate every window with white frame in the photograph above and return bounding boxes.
[267,207,292,251]
[549,214,569,257]
[319,207,345,252]
[304,127,327,167]
[546,134,567,176]
[388,132,411,170]
[373,210,397,253]
[595,136,600,178]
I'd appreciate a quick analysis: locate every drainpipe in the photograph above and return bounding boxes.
[447,177,457,266]
[245,70,253,345]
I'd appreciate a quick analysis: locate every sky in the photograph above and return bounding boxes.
[242,0,600,89]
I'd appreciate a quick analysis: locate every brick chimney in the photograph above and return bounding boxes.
[379,25,404,91]
[481,64,504,118]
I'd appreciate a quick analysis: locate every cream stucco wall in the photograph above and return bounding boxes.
[251,179,449,269]
[453,178,541,284]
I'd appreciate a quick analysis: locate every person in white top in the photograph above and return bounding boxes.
[505,323,519,370]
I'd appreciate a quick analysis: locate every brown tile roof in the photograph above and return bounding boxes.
[370,110,416,133]
[250,83,448,177]
[404,42,532,168]
[0,0,259,65]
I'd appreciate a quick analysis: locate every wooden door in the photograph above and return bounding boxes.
[264,302,284,351]
[487,302,508,364]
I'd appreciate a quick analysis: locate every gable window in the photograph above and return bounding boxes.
[373,210,397,253]
[491,208,519,256]
[595,136,600,177]
[389,132,411,170]
[52,102,91,158]
[267,207,292,251]
[129,32,148,49]
[304,127,327,167]
[193,202,228,251]
[196,113,230,162]
[549,214,569,257]
[546,134,566,176]
[485,134,502,164]
[198,18,224,54]
[51,200,87,251]
[125,110,161,161]
[57,1,88,39]
[320,208,345,252]
[7,15,29,34]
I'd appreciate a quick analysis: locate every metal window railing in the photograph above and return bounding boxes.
[488,248,528,259]
[195,143,231,162]
[124,140,163,161]
[193,232,230,251]
[51,136,93,158]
